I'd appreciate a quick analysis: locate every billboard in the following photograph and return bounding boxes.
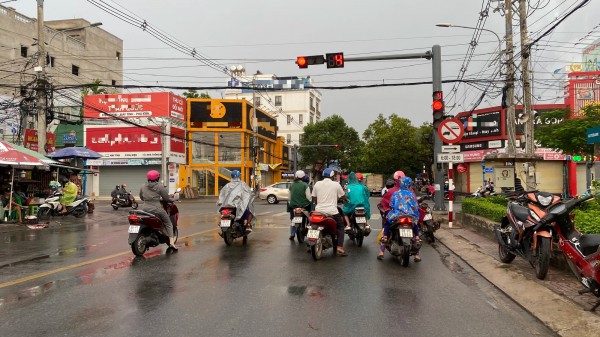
[24,129,55,153]
[583,38,600,72]
[189,100,243,129]
[83,92,186,121]
[566,72,600,117]
[458,110,502,139]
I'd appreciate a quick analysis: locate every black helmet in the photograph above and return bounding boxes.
[385,179,395,189]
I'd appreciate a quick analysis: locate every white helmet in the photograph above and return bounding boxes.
[295,170,306,179]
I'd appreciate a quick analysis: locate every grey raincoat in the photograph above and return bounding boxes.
[217,179,256,224]
[139,181,174,237]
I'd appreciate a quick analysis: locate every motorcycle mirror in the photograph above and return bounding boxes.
[176,187,182,193]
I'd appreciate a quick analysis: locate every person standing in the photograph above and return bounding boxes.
[312,168,349,256]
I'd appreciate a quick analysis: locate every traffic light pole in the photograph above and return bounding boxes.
[431,45,446,211]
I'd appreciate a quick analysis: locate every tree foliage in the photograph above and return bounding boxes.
[358,114,431,177]
[299,115,362,171]
[80,79,108,117]
[536,105,600,155]
[182,89,210,99]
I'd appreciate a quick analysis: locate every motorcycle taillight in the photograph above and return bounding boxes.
[221,209,231,216]
[128,214,140,223]
[310,214,325,223]
[399,217,412,225]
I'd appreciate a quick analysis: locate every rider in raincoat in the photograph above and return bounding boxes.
[217,170,256,231]
[342,172,371,231]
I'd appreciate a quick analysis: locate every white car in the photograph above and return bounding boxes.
[259,182,292,204]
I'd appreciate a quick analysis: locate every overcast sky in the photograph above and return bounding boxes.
[8,0,599,136]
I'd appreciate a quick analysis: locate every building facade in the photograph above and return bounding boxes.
[224,71,321,146]
[83,92,187,197]
[185,98,290,196]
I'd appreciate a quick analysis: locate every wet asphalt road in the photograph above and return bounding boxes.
[0,198,553,337]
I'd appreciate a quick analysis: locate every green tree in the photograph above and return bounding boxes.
[182,89,210,99]
[299,115,362,172]
[80,79,108,117]
[536,105,600,155]
[359,114,426,177]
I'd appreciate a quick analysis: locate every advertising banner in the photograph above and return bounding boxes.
[458,110,502,139]
[84,92,186,121]
[189,100,243,129]
[24,129,55,153]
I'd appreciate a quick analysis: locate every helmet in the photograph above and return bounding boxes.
[49,181,61,189]
[356,172,364,181]
[302,175,310,183]
[147,170,160,181]
[322,168,334,178]
[231,170,241,179]
[385,179,395,188]
[121,183,127,188]
[393,170,405,181]
[295,170,306,179]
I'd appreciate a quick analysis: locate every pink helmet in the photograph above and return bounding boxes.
[147,170,160,181]
[393,170,405,181]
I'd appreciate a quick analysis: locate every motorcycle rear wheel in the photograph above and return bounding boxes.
[73,204,88,218]
[296,226,305,243]
[356,231,364,247]
[223,229,234,246]
[112,205,119,210]
[534,237,551,280]
[173,227,178,244]
[498,241,516,263]
[311,234,323,260]
[131,235,147,256]
[38,207,52,220]
[401,245,410,267]
[131,202,138,209]
[242,235,248,245]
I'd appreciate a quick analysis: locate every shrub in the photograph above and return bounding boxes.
[462,197,506,222]
[574,201,600,234]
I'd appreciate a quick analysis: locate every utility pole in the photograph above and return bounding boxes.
[293,144,298,172]
[252,76,259,191]
[161,119,168,187]
[36,0,47,154]
[519,0,536,188]
[431,44,446,211]
[504,0,517,156]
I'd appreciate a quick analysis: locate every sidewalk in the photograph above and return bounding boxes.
[436,226,600,337]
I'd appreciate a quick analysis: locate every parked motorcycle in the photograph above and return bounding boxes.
[218,205,250,245]
[306,212,338,260]
[346,206,370,246]
[38,190,89,220]
[127,200,179,256]
[494,191,558,280]
[291,207,310,243]
[540,194,600,311]
[382,216,420,266]
[418,198,439,243]
[111,192,138,210]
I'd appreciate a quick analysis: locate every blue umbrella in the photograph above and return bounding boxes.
[47,147,102,159]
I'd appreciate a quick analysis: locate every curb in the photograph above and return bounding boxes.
[436,228,600,337]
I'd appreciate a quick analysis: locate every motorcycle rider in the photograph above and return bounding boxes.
[342,172,371,232]
[59,175,78,214]
[112,183,129,203]
[287,170,312,240]
[139,170,177,251]
[312,168,349,256]
[217,170,255,232]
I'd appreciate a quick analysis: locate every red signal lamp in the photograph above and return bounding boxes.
[296,56,308,68]
[432,100,444,111]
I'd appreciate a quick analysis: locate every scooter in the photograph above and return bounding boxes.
[306,212,338,260]
[543,194,600,311]
[218,205,250,245]
[382,216,420,267]
[112,192,138,210]
[494,191,558,280]
[418,198,439,243]
[127,198,180,256]
[346,206,370,247]
[291,207,310,243]
[38,190,89,220]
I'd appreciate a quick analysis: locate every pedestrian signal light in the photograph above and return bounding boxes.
[295,55,325,69]
[326,52,344,68]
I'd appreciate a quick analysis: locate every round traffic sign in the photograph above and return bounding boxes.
[438,118,464,144]
[456,163,467,173]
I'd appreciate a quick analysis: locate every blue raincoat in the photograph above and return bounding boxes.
[343,172,371,219]
[386,177,419,224]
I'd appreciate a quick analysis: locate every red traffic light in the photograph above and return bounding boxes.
[432,100,444,111]
[432,91,444,112]
[296,56,308,68]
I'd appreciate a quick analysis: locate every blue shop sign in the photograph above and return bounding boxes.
[587,126,600,144]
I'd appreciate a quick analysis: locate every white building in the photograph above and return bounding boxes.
[224,69,322,146]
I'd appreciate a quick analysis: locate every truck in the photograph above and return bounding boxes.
[364,173,384,196]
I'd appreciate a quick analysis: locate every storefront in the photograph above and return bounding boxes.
[186,99,287,196]
[83,92,187,197]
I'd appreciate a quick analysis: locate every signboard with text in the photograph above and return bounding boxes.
[84,92,186,121]
[458,110,502,139]
[24,129,55,153]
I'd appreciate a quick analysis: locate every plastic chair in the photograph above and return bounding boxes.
[28,205,39,216]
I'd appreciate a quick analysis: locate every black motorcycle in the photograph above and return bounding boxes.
[218,205,250,245]
[346,206,370,246]
[112,192,138,210]
[383,216,420,267]
[291,207,310,243]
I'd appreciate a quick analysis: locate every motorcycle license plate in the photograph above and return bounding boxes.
[293,217,303,223]
[356,217,366,223]
[424,214,432,221]
[399,228,413,238]
[307,229,320,239]
[220,220,231,228]
[128,225,140,234]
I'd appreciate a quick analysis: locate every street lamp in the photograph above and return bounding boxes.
[436,23,503,63]
[48,22,102,45]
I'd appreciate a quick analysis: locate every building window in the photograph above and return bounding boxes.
[111,80,117,86]
[71,64,79,76]
[287,115,291,125]
[299,114,303,125]
[275,95,282,106]
[19,86,26,97]
[20,46,27,57]
[310,96,314,111]
[299,134,304,143]
[254,97,260,107]
[287,134,291,144]
[310,115,314,124]
[116,51,121,60]
[46,54,55,67]
[316,101,320,114]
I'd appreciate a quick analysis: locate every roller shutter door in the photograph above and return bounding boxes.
[98,166,161,197]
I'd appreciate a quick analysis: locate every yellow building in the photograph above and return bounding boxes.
[181,99,290,196]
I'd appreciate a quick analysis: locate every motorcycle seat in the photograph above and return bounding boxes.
[130,210,159,218]
[579,234,600,256]
[508,203,530,223]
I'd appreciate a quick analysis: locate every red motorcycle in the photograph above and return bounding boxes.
[127,200,179,256]
[543,195,600,311]
[306,212,338,260]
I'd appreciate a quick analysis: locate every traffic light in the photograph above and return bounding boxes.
[326,52,344,68]
[296,55,325,69]
[432,91,445,128]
